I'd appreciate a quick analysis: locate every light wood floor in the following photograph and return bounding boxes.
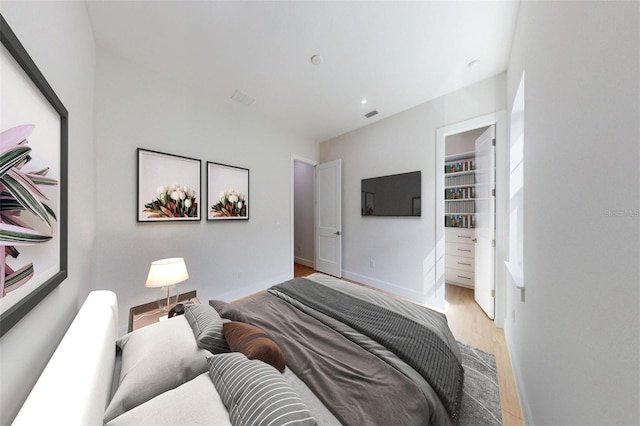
[293,263,523,425]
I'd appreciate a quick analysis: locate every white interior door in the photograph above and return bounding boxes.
[315,159,342,277]
[474,126,495,319]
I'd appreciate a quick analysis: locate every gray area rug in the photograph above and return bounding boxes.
[458,342,502,426]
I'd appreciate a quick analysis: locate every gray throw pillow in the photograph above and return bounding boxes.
[103,316,210,423]
[208,353,316,426]
[209,299,249,323]
[183,303,230,354]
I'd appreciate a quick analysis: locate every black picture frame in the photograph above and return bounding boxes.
[0,14,69,338]
[137,148,202,222]
[207,162,249,221]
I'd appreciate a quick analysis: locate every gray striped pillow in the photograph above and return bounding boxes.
[183,303,230,354]
[208,353,316,426]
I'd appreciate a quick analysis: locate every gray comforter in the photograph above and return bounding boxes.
[271,278,464,421]
[233,275,459,426]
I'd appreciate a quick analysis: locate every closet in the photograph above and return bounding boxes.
[443,126,490,290]
[444,151,477,288]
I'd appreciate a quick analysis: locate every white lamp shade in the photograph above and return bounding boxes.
[145,257,189,288]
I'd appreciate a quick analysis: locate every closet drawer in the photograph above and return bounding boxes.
[445,255,474,272]
[445,228,475,244]
[445,268,475,287]
[445,242,475,258]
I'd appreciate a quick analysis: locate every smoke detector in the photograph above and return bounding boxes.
[310,54,323,65]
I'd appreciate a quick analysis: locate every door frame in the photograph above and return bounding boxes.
[436,111,507,327]
[290,154,318,277]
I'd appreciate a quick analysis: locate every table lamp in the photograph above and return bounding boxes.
[145,257,189,311]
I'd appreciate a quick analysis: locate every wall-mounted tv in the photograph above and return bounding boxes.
[361,171,421,217]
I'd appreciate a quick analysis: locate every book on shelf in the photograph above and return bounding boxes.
[444,159,474,174]
[444,200,474,214]
[445,214,475,228]
[445,174,475,187]
[445,188,475,200]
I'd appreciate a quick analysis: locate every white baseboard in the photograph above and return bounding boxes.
[341,270,428,304]
[293,256,314,268]
[504,325,532,425]
[206,273,292,304]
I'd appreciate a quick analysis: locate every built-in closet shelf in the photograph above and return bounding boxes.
[443,150,475,162]
[444,153,476,288]
[444,153,476,229]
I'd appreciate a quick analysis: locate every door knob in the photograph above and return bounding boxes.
[471,238,477,243]
[334,231,341,236]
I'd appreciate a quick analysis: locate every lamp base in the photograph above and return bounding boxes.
[157,285,178,312]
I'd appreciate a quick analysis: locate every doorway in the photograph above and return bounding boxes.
[291,156,343,278]
[444,126,494,318]
[436,112,507,327]
[292,158,316,273]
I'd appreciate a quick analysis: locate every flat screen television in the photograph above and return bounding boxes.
[361,171,421,216]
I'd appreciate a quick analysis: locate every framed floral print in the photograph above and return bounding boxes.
[137,149,201,222]
[207,162,249,221]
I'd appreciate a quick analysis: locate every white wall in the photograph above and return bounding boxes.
[94,50,318,335]
[0,2,96,424]
[445,126,488,157]
[504,2,640,424]
[294,160,315,267]
[320,75,505,307]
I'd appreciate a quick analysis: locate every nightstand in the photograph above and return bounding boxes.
[128,290,199,332]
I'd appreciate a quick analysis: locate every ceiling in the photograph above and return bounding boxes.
[86,1,520,143]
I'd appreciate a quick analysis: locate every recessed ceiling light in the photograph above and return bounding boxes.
[310,54,323,65]
[361,99,368,105]
[467,59,480,69]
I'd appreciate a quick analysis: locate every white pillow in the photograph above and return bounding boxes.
[106,373,231,426]
[103,316,210,422]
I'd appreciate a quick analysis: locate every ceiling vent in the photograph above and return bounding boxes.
[230,89,255,106]
[364,110,379,118]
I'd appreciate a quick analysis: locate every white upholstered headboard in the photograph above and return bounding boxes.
[13,290,118,426]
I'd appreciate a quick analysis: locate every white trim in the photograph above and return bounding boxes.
[294,256,314,268]
[342,269,444,314]
[290,154,318,277]
[504,261,524,289]
[436,111,508,328]
[214,273,293,302]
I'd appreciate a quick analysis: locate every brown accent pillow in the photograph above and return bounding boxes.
[222,322,285,372]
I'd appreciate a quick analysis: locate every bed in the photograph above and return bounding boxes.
[13,273,490,426]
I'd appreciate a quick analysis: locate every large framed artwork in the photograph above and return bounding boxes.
[0,15,69,337]
[207,162,249,221]
[137,149,201,222]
